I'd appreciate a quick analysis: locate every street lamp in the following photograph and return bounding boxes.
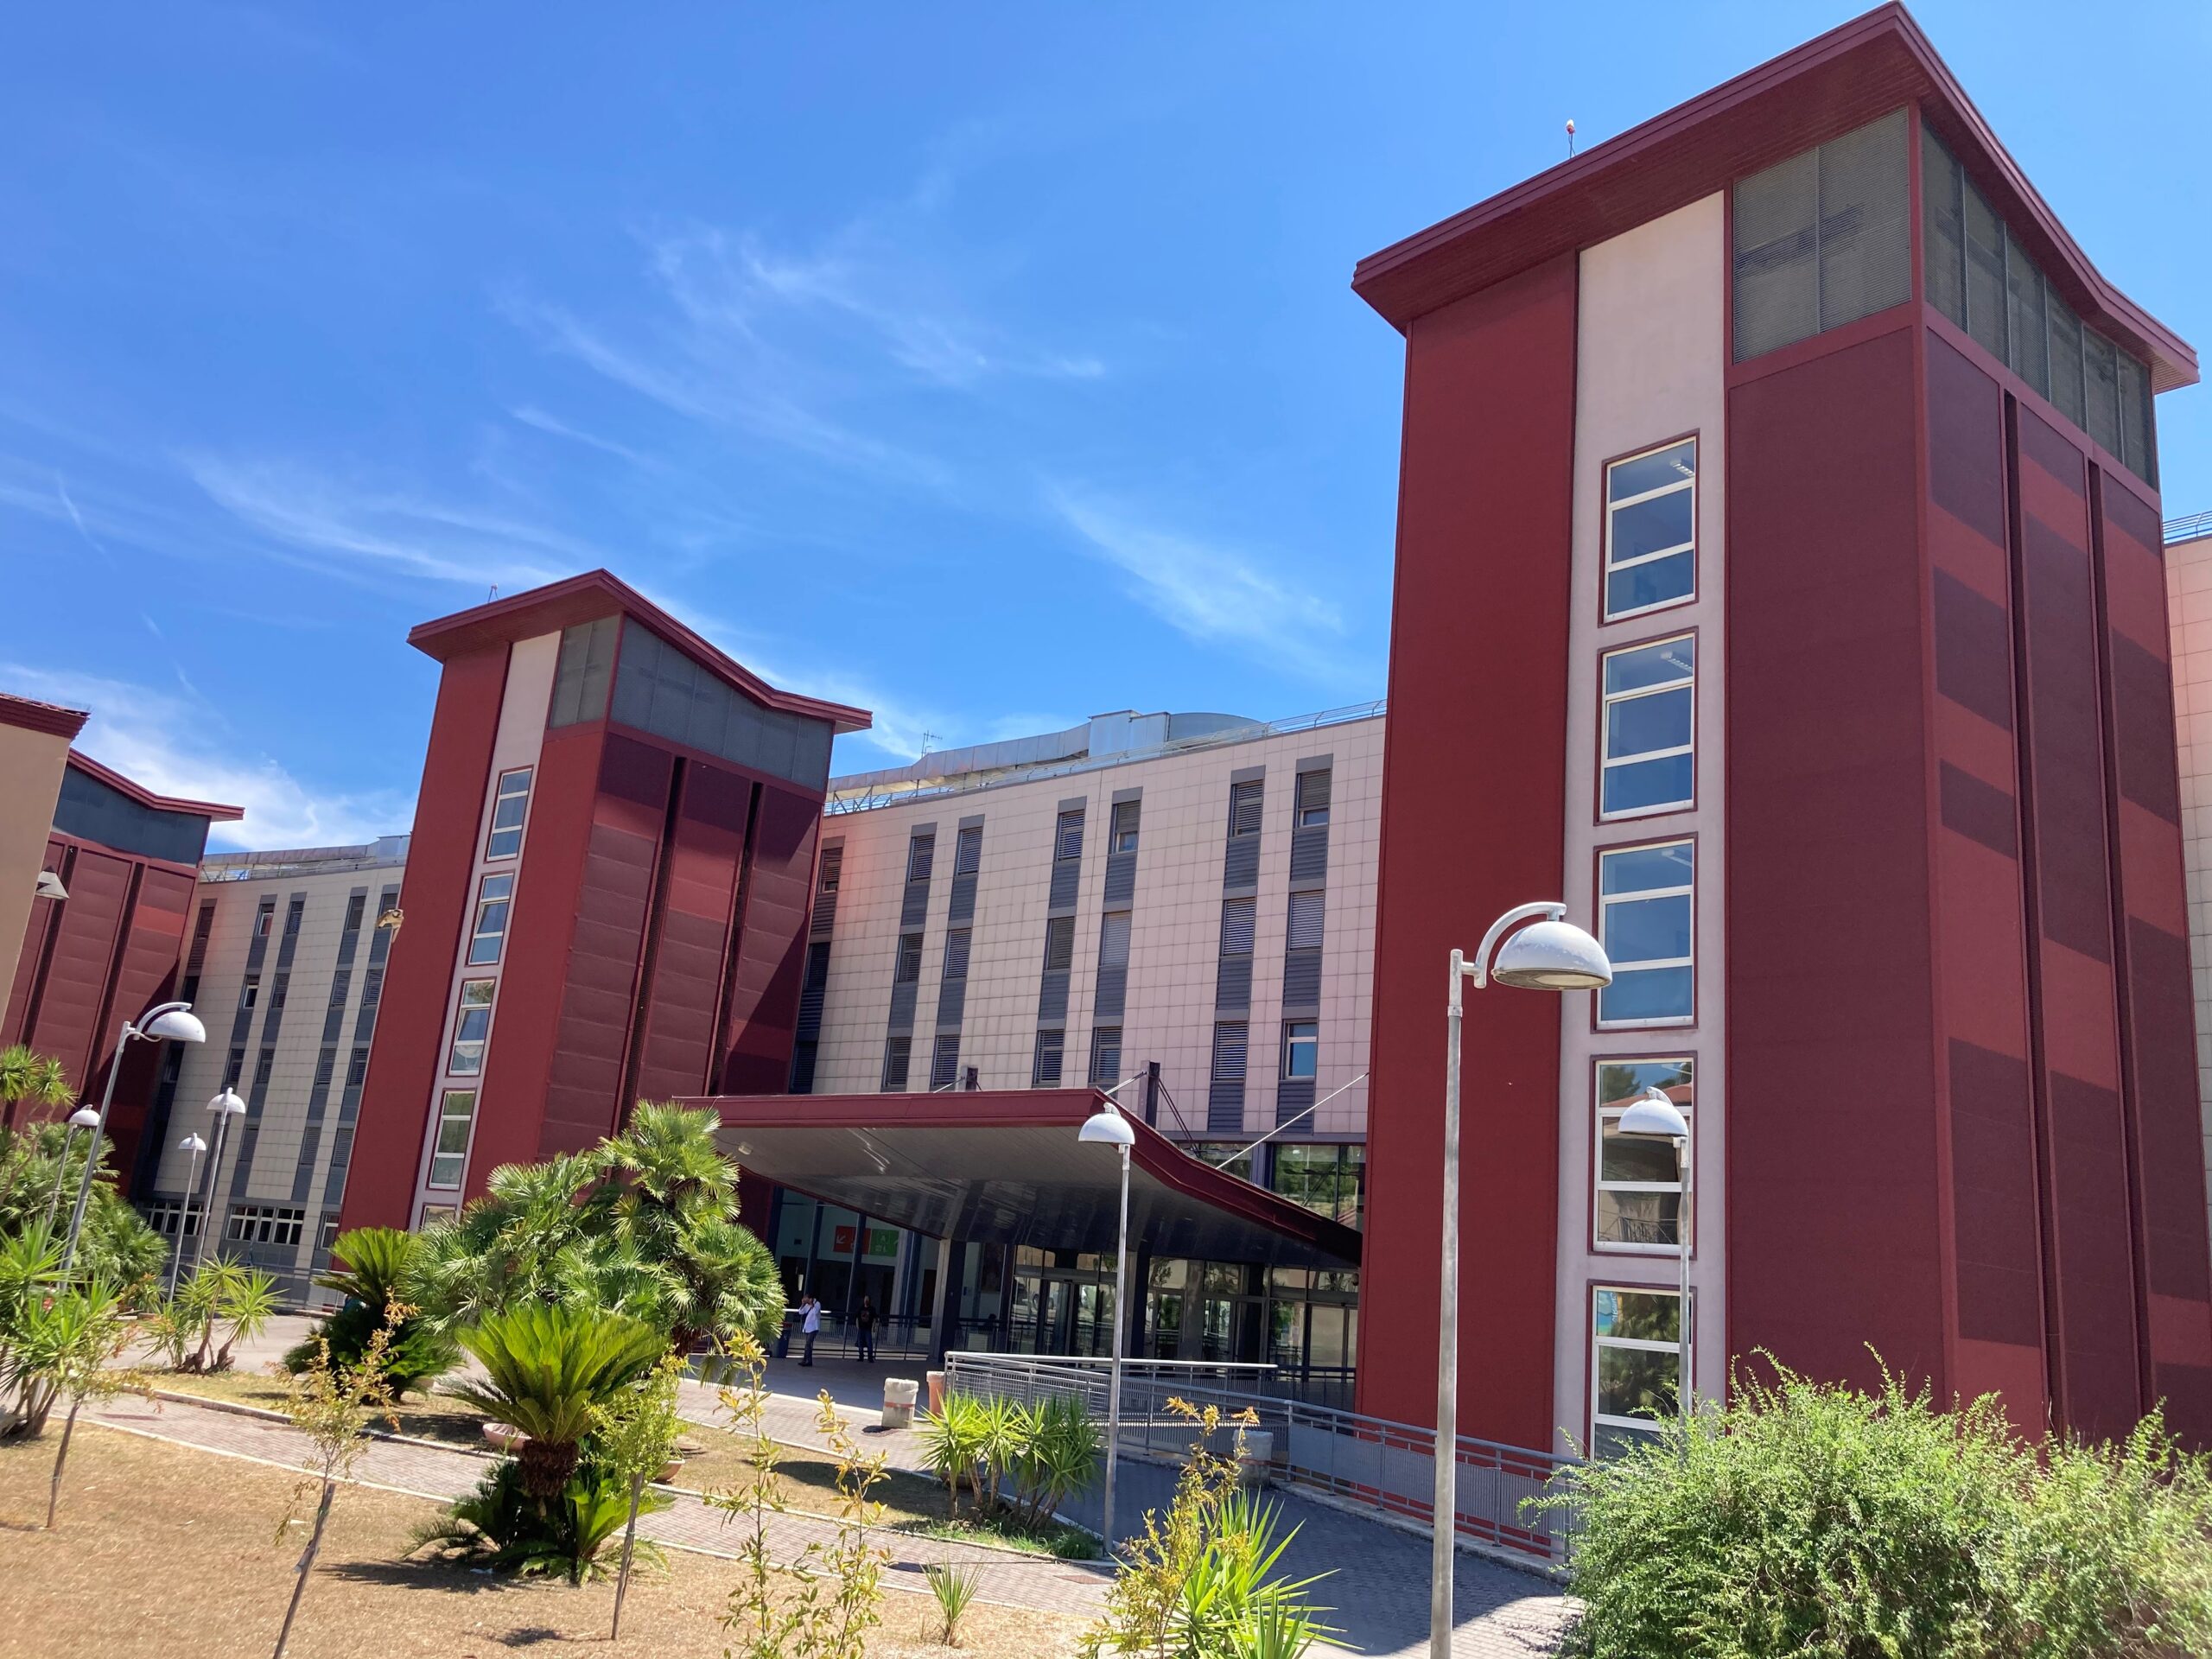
[1433,905,1611,1659]
[194,1090,248,1277]
[1078,1097,1137,1554]
[168,1132,210,1298]
[41,1106,103,1236]
[1614,1085,1694,1443]
[60,1001,206,1274]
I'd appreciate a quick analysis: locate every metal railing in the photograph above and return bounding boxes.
[2165,510,2212,546]
[943,1353,1579,1567]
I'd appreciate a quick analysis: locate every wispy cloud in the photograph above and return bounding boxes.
[185,454,594,591]
[54,477,117,566]
[1046,487,1360,686]
[0,662,411,851]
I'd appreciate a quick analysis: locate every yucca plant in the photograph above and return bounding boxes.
[918,1390,989,1519]
[209,1267,281,1372]
[925,1561,982,1646]
[1012,1393,1103,1527]
[446,1304,665,1508]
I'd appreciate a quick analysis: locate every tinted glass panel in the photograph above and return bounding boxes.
[1608,492,1694,563]
[1605,553,1694,618]
[1606,442,1695,502]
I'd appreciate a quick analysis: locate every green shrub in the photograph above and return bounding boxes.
[282,1227,456,1395]
[1538,1357,2212,1659]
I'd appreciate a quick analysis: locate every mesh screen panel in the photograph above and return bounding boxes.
[2049,296,2086,429]
[2084,329,2121,457]
[1962,179,2008,361]
[1816,110,1910,331]
[1732,149,1818,359]
[2005,229,2049,397]
[1922,127,1967,328]
[2117,353,2154,485]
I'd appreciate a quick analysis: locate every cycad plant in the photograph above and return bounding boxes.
[281,1226,455,1394]
[446,1303,665,1508]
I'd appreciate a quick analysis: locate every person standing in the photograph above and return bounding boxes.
[799,1293,821,1368]
[855,1295,877,1364]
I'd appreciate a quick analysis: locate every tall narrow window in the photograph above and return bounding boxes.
[954,824,983,875]
[240,976,260,1011]
[906,834,936,884]
[467,874,515,965]
[930,1035,961,1090]
[1211,1022,1249,1088]
[1603,441,1696,621]
[447,980,495,1076]
[881,1035,913,1090]
[1599,634,1695,818]
[255,901,275,938]
[1295,770,1331,828]
[942,928,972,982]
[1043,916,1076,973]
[1228,779,1264,837]
[1598,842,1694,1027]
[1281,1020,1319,1080]
[1110,800,1141,853]
[1090,1026,1123,1088]
[1286,891,1325,950]
[485,767,533,860]
[1054,810,1084,861]
[1097,911,1132,971]
[818,846,842,893]
[893,933,924,984]
[1592,1287,1683,1456]
[1595,1058,1694,1251]
[428,1090,477,1188]
[1220,897,1256,957]
[1032,1029,1065,1087]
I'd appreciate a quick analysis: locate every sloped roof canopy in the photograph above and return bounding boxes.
[66,751,244,822]
[1354,3,2195,392]
[410,569,873,735]
[695,1089,1363,1271]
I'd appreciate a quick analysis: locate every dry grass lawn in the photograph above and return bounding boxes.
[0,1427,1096,1657]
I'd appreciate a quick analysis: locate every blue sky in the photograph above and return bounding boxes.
[4,3,2206,849]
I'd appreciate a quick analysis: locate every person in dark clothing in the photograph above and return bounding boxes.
[855,1295,877,1363]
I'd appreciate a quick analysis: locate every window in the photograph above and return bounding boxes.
[1043,916,1076,973]
[485,767,533,860]
[906,834,936,884]
[416,1203,458,1230]
[327,969,351,1007]
[448,980,495,1075]
[942,928,971,982]
[283,899,304,938]
[1097,912,1131,970]
[467,873,515,965]
[314,1048,336,1088]
[1271,1142,1365,1229]
[954,824,982,875]
[1295,770,1331,829]
[1032,1029,1065,1088]
[1228,779,1263,837]
[1598,842,1694,1027]
[1211,1021,1249,1086]
[255,902,274,938]
[1286,890,1325,950]
[881,1035,912,1090]
[1090,1026,1123,1088]
[1604,441,1697,621]
[343,893,365,932]
[346,1046,369,1088]
[228,1205,306,1248]
[893,933,924,984]
[1110,801,1141,854]
[1596,1058,1694,1251]
[240,976,260,1011]
[224,1047,245,1087]
[1219,897,1255,957]
[930,1035,961,1090]
[428,1091,476,1188]
[1600,634,1695,818]
[1282,1020,1319,1080]
[1054,810,1084,861]
[270,974,288,1012]
[818,845,842,893]
[1592,1287,1684,1457]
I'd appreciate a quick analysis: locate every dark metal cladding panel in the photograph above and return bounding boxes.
[716,785,821,1096]
[1948,1039,2043,1346]
[632,763,751,1105]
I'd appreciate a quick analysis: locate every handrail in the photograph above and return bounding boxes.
[2165,509,2212,546]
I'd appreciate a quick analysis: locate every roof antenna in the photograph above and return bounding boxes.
[488,583,499,603]
[1565,118,1577,157]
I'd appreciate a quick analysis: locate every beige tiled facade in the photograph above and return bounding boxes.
[2169,531,2212,1255]
[809,712,1380,1148]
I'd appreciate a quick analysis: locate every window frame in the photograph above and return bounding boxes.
[1594,836,1696,1031]
[1281,1020,1319,1081]
[1090,1025,1123,1088]
[1591,1056,1694,1256]
[1596,629,1697,822]
[427,1090,478,1189]
[1294,769,1331,829]
[484,766,534,861]
[1599,435,1699,626]
[447,978,496,1077]
[467,872,515,966]
[1032,1028,1065,1088]
[1589,1281,1689,1455]
[1110,800,1141,854]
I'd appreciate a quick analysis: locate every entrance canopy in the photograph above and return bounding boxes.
[690,1089,1362,1271]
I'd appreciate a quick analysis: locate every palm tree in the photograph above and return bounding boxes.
[0,1046,75,1142]
[446,1304,664,1509]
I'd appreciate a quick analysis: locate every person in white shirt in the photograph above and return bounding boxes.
[799,1294,822,1368]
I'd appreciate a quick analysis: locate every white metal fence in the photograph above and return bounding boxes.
[942,1352,1579,1567]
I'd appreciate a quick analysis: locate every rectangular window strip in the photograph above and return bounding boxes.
[1032,1028,1065,1088]
[448,980,494,1075]
[881,1034,913,1091]
[1036,804,1083,1088]
[1592,1287,1684,1457]
[1600,634,1695,817]
[486,766,533,859]
[228,1205,306,1247]
[1208,1022,1249,1132]
[1598,841,1694,1028]
[1110,800,1141,853]
[930,1034,961,1090]
[468,873,514,965]
[428,1090,477,1188]
[1604,442,1697,621]
[1595,1058,1694,1252]
[1090,1025,1123,1089]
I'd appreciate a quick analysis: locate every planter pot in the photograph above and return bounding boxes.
[658,1457,687,1483]
[482,1422,528,1453]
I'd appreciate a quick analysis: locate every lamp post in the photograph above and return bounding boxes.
[168,1132,209,1298]
[41,1106,104,1237]
[1077,1096,1136,1554]
[194,1090,248,1277]
[1433,905,1611,1659]
[1614,1085,1694,1444]
[60,1001,206,1274]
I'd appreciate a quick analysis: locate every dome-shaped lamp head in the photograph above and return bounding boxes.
[1491,918,1612,991]
[1078,1106,1136,1148]
[1615,1087,1688,1142]
[178,1133,207,1154]
[67,1106,101,1130]
[207,1089,247,1118]
[142,1007,207,1045]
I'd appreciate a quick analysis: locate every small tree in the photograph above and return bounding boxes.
[0,1044,73,1143]
[592,1348,688,1640]
[271,1309,401,1658]
[17,1277,143,1527]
